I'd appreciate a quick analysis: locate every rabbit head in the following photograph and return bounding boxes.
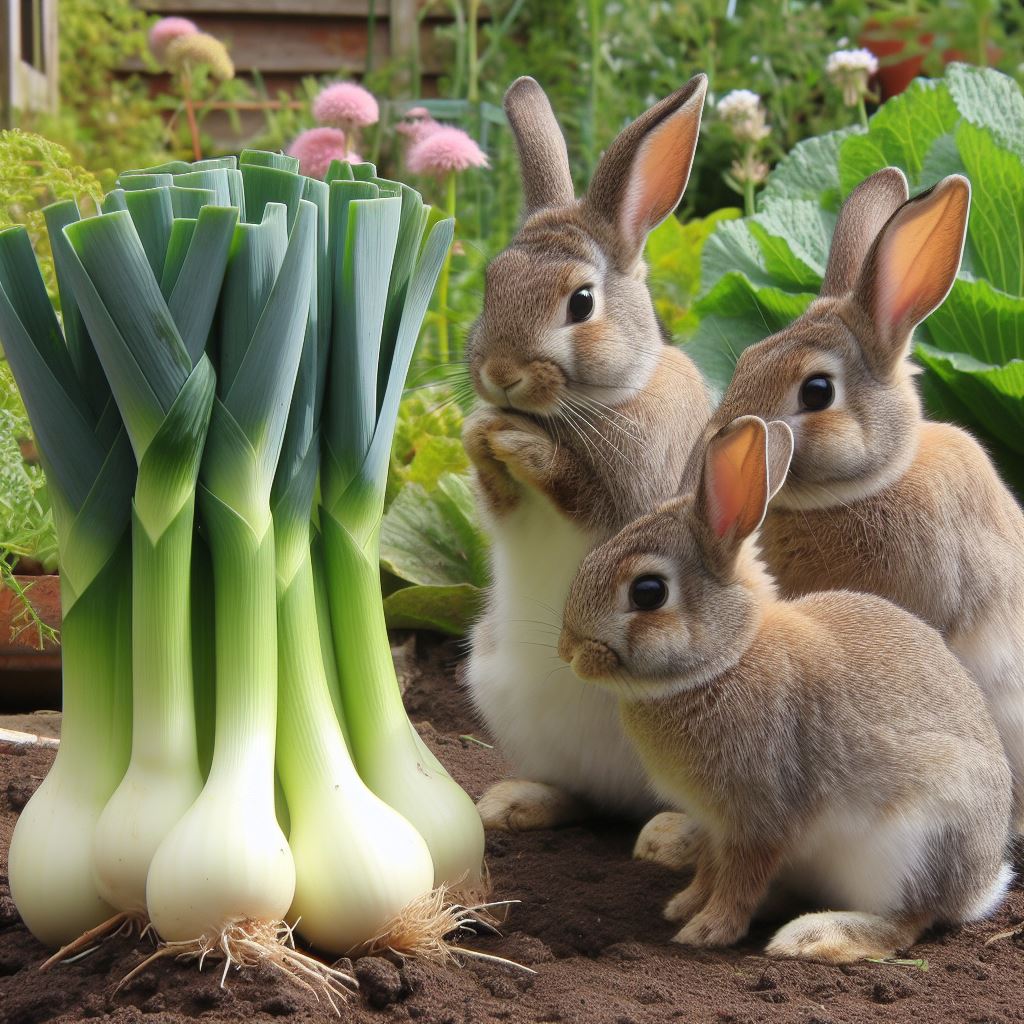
[708,168,970,509]
[560,416,793,696]
[466,74,708,416]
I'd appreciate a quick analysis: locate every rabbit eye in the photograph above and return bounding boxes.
[799,375,834,412]
[629,574,668,611]
[568,286,595,323]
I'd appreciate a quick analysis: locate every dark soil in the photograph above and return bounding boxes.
[2,636,1024,1024]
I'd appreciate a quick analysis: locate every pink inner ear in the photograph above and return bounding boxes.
[707,448,746,539]
[620,111,695,250]
[873,188,967,338]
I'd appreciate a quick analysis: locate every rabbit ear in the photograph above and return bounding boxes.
[585,74,707,266]
[853,175,970,376]
[764,420,795,501]
[697,416,770,560]
[504,77,575,214]
[820,167,909,297]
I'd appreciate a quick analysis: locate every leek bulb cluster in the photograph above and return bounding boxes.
[0,152,484,960]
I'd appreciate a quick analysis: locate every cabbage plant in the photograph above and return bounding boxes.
[687,64,1024,493]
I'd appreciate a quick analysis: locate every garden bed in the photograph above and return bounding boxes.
[2,638,1023,1024]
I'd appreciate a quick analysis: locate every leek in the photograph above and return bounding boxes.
[271,172,434,954]
[1,151,486,967]
[145,195,314,943]
[319,171,485,892]
[0,221,135,947]
[58,199,236,916]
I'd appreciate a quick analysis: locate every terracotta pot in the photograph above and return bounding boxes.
[0,574,61,711]
[941,45,1002,67]
[859,17,935,100]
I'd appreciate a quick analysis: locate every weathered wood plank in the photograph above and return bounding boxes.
[139,0,386,14]
[121,17,447,74]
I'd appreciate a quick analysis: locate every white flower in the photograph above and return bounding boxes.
[717,89,770,144]
[717,89,762,121]
[826,48,879,107]
[826,47,879,76]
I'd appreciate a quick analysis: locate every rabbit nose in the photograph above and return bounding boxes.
[481,359,525,394]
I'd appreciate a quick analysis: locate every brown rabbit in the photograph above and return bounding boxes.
[560,416,1013,962]
[463,75,711,831]
[706,168,1024,829]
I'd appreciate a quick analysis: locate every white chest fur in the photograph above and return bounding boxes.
[466,490,658,817]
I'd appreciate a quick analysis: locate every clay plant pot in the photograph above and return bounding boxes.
[0,574,61,711]
[859,16,935,100]
[942,45,1003,67]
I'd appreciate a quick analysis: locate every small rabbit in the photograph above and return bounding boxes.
[560,415,1013,961]
[707,168,1024,829]
[463,75,711,830]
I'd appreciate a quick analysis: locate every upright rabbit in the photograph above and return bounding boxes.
[560,416,1013,962]
[463,75,711,829]
[707,168,1024,828]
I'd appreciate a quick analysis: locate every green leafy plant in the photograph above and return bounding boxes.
[24,0,167,181]
[382,392,487,635]
[688,63,1024,492]
[0,131,103,297]
[0,364,55,573]
[645,208,741,337]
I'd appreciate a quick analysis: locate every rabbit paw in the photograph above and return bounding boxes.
[634,812,703,871]
[463,409,522,512]
[476,780,586,831]
[672,908,749,949]
[663,881,709,924]
[488,424,559,490]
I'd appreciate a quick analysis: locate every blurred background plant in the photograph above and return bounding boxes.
[2,0,1023,635]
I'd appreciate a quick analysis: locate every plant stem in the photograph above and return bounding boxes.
[586,0,601,175]
[367,0,377,76]
[857,96,869,129]
[435,172,457,365]
[182,69,202,161]
[467,0,480,103]
[741,143,756,217]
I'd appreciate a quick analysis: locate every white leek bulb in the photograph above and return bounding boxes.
[146,772,295,941]
[277,556,434,952]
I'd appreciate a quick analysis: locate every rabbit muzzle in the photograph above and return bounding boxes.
[559,629,621,681]
[476,356,566,414]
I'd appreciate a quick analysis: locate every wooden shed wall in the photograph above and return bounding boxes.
[127,0,472,145]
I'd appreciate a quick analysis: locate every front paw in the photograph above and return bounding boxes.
[672,907,750,949]
[634,812,703,871]
[463,409,521,510]
[488,426,558,490]
[476,779,585,831]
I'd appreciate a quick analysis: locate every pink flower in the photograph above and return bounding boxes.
[149,17,199,61]
[406,126,488,177]
[287,127,348,179]
[313,82,379,129]
[396,106,441,144]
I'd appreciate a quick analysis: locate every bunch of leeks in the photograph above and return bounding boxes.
[0,152,484,962]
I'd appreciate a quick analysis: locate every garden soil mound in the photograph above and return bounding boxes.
[2,638,1023,1024]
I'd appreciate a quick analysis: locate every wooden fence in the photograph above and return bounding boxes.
[130,0,474,145]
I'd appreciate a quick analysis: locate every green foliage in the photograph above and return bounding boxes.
[382,392,487,635]
[24,0,167,182]
[381,473,488,635]
[689,64,1024,491]
[646,208,742,337]
[0,131,103,297]
[475,0,864,216]
[0,364,56,570]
